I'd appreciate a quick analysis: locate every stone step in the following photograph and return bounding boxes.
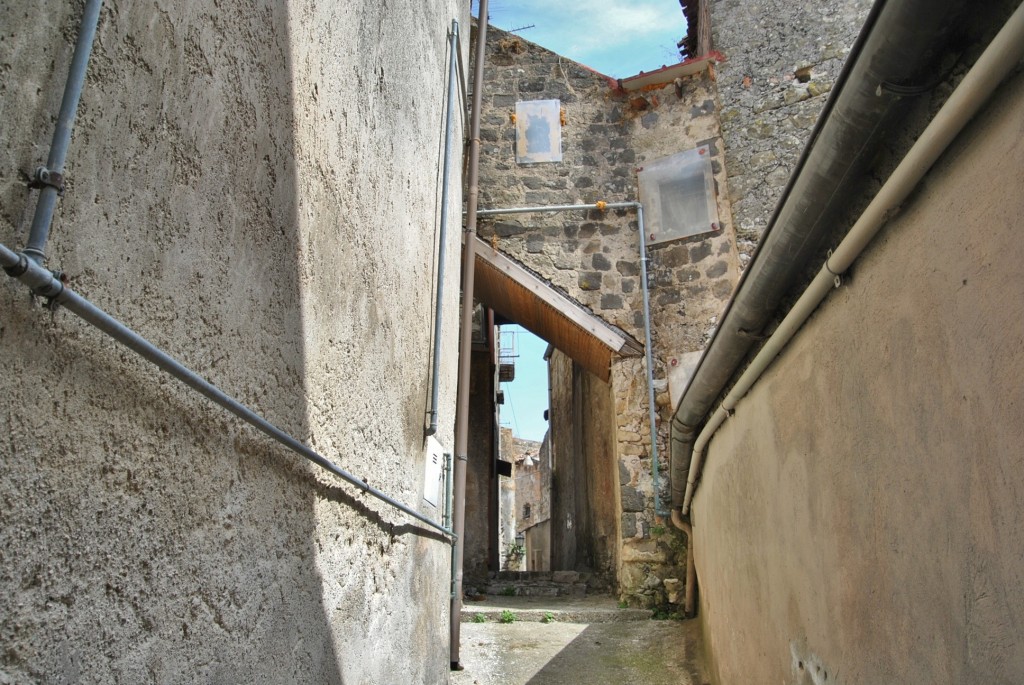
[484,581,587,598]
[491,570,586,584]
[461,595,653,624]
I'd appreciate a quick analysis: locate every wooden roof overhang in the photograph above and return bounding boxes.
[472,237,643,382]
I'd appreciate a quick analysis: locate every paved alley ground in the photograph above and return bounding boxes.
[451,596,712,685]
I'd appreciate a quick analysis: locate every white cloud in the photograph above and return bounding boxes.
[485,0,686,77]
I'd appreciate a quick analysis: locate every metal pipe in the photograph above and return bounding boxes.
[669,0,975,514]
[681,0,1024,515]
[450,0,490,670]
[670,508,697,617]
[476,201,638,216]
[635,202,665,517]
[24,0,104,264]
[474,200,664,515]
[426,20,461,437]
[454,29,469,131]
[0,244,455,540]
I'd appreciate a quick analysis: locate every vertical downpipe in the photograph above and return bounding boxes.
[426,20,461,437]
[24,0,104,264]
[450,0,490,670]
[637,203,664,516]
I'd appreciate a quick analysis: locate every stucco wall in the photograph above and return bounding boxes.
[710,0,872,263]
[1,1,463,682]
[693,72,1024,684]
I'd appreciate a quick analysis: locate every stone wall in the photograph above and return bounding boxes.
[475,24,739,603]
[693,67,1024,685]
[0,1,463,682]
[710,0,872,263]
[511,434,548,535]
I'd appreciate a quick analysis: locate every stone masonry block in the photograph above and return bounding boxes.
[592,253,611,271]
[621,486,645,513]
[600,294,623,310]
[689,242,712,263]
[578,272,602,291]
[706,260,728,278]
[616,260,639,276]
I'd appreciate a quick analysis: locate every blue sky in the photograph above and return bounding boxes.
[500,325,550,443]
[474,0,689,78]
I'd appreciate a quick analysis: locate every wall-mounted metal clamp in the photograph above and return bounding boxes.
[29,167,66,196]
[825,250,843,288]
[2,253,29,278]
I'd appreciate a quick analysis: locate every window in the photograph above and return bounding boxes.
[523,503,531,519]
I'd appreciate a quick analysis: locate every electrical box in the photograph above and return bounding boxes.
[638,146,720,245]
[423,436,445,508]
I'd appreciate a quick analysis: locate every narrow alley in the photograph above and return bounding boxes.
[451,594,710,685]
[2,0,1022,682]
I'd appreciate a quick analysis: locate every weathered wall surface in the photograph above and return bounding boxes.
[548,349,619,581]
[512,434,547,535]
[693,72,1024,684]
[710,0,872,262]
[548,350,579,571]
[465,350,497,585]
[0,1,463,682]
[475,25,739,604]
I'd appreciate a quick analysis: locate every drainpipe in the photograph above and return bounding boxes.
[670,509,696,617]
[679,0,1024,516]
[635,202,666,518]
[0,244,456,539]
[24,0,104,265]
[450,1,489,670]
[426,20,462,437]
[668,0,973,519]
[475,200,664,516]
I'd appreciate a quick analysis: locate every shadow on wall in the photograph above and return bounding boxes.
[0,1,351,681]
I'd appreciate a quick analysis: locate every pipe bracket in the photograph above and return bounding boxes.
[825,250,843,288]
[42,270,68,310]
[29,167,66,196]
[2,253,29,278]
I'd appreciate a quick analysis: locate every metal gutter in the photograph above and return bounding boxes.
[0,243,455,540]
[668,0,971,516]
[24,0,104,264]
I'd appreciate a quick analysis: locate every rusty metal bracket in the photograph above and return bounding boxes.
[28,167,66,195]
